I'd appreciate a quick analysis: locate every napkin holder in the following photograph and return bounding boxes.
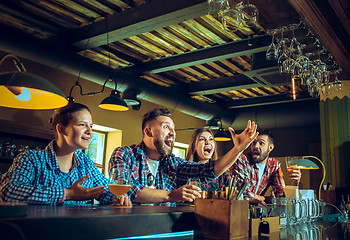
[194,199,249,239]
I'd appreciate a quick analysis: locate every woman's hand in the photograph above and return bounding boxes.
[66,175,106,201]
[229,120,259,152]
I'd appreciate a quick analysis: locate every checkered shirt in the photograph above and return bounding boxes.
[230,154,285,199]
[108,142,217,202]
[0,140,115,205]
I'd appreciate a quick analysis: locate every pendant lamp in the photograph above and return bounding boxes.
[0,54,68,109]
[214,128,231,141]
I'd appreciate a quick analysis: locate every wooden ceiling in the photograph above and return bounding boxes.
[0,0,349,120]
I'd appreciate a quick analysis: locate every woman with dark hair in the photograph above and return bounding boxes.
[0,102,131,206]
[186,128,232,191]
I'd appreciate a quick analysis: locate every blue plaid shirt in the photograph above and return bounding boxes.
[0,140,115,205]
[108,142,217,202]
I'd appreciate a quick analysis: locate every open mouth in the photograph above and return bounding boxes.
[82,137,90,141]
[252,151,260,157]
[204,147,212,155]
[164,138,173,148]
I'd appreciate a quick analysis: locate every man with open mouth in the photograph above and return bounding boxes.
[231,129,302,205]
[108,108,259,205]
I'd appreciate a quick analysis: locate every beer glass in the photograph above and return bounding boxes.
[109,168,131,202]
[187,178,203,199]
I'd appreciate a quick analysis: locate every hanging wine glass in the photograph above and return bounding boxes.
[266,30,278,60]
[221,1,242,32]
[276,28,289,58]
[208,0,226,14]
[289,26,302,59]
[278,52,288,74]
[294,55,308,79]
[240,0,259,25]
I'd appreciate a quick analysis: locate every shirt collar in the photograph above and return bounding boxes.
[45,140,80,171]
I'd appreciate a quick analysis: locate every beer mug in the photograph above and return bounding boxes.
[310,198,320,221]
[318,199,326,218]
[272,197,288,227]
[287,198,297,225]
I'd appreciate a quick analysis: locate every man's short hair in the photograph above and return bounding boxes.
[142,108,172,131]
[258,129,274,145]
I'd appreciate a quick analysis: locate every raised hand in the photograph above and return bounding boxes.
[229,120,259,152]
[66,175,106,201]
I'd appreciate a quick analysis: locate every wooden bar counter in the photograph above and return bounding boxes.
[1,203,350,240]
[0,204,196,240]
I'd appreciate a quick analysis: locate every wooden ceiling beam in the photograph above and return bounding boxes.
[183,74,261,96]
[70,0,208,49]
[124,35,271,74]
[288,0,350,76]
[225,91,313,108]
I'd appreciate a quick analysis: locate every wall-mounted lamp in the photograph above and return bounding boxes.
[0,54,68,109]
[68,76,128,111]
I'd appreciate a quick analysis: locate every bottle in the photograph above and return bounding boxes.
[347,195,350,217]
[341,195,346,214]
[340,194,348,221]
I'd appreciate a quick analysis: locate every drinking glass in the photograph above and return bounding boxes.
[266,30,277,60]
[208,0,225,14]
[187,178,203,199]
[278,52,288,74]
[221,7,242,32]
[109,168,132,204]
[289,28,302,59]
[240,0,259,25]
[272,197,288,228]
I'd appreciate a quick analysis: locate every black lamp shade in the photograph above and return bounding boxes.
[214,128,231,141]
[99,90,129,111]
[0,72,68,109]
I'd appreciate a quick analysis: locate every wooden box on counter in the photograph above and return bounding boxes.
[194,199,249,239]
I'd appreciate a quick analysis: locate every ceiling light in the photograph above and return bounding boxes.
[214,128,231,141]
[99,90,128,111]
[68,23,128,112]
[0,54,68,109]
[68,77,129,111]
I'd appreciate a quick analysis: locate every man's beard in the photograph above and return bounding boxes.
[154,138,172,157]
[249,150,269,164]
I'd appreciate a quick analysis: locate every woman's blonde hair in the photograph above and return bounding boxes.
[186,128,218,162]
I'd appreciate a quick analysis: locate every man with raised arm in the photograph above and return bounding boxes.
[108,108,258,204]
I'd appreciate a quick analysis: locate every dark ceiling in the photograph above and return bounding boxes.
[0,0,349,127]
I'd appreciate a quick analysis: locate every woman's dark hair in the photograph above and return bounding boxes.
[50,102,90,137]
[186,128,218,162]
[142,108,172,131]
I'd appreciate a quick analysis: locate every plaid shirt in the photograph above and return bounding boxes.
[202,171,231,191]
[108,142,217,201]
[0,140,115,205]
[231,154,285,199]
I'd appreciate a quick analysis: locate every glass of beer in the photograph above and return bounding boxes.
[187,178,203,200]
[109,168,131,204]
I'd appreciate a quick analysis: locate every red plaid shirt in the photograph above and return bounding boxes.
[231,154,285,199]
